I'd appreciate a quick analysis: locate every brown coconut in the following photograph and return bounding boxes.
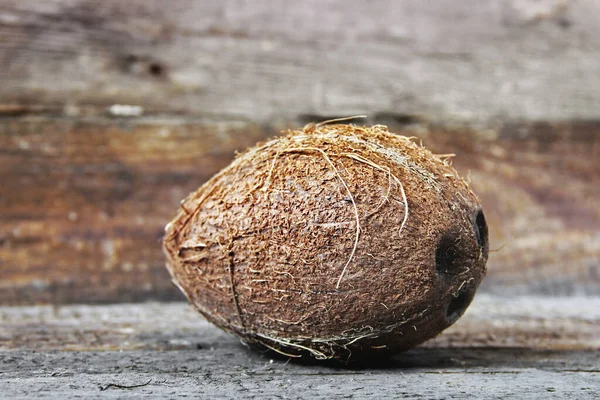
[163,123,488,361]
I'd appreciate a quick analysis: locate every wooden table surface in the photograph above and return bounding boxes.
[1,295,599,399]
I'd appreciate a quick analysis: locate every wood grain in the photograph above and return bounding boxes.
[1,0,600,123]
[2,295,599,351]
[0,117,270,304]
[1,0,598,303]
[1,117,598,303]
[1,296,599,398]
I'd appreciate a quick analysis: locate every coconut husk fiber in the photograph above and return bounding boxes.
[163,123,489,361]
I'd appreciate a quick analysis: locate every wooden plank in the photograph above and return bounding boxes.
[1,351,597,399]
[0,116,271,304]
[0,296,599,398]
[1,0,599,303]
[1,117,599,304]
[2,295,599,351]
[1,0,600,123]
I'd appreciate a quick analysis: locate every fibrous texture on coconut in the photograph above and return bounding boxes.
[163,123,489,361]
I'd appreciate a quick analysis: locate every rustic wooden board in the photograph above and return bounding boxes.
[1,1,599,303]
[1,0,600,123]
[1,296,599,398]
[0,117,268,304]
[1,117,599,304]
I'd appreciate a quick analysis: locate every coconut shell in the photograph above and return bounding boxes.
[163,123,488,361]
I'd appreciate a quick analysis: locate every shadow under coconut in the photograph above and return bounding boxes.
[249,345,597,371]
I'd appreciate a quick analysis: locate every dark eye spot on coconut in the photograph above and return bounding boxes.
[446,288,474,324]
[435,230,463,277]
[474,209,489,257]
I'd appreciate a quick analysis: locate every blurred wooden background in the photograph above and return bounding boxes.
[1,0,599,304]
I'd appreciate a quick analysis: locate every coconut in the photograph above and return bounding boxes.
[163,123,488,361]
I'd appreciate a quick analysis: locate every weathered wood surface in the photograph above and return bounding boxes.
[2,0,600,123]
[1,0,599,304]
[1,296,599,398]
[0,117,267,304]
[1,117,599,304]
